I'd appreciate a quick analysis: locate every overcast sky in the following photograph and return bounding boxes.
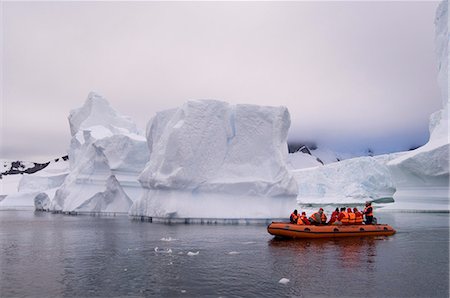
[1,1,442,162]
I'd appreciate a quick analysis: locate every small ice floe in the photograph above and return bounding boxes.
[154,247,173,254]
[161,237,177,242]
[178,252,184,255]
[187,251,199,256]
[243,241,256,245]
[124,268,128,272]
[278,278,290,285]
[181,290,187,293]
[227,251,240,255]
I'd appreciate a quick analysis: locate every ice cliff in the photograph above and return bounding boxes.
[50,92,149,213]
[130,100,298,220]
[292,157,396,206]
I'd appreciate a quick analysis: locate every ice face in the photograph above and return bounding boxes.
[292,156,396,205]
[132,100,298,219]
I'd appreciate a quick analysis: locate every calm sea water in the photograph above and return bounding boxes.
[0,211,448,297]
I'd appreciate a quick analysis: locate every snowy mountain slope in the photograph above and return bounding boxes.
[0,157,69,209]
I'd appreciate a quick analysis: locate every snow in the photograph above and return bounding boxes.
[68,91,139,137]
[131,100,297,220]
[0,158,69,209]
[287,151,322,170]
[50,93,149,213]
[293,157,396,205]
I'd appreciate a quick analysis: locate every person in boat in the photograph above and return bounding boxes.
[335,207,349,225]
[300,211,311,225]
[290,209,299,224]
[347,207,356,225]
[328,208,339,225]
[363,202,374,224]
[309,208,327,225]
[353,207,363,224]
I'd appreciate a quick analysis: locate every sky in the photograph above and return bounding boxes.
[1,1,442,162]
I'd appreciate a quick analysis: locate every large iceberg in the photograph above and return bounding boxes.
[50,92,149,214]
[131,100,298,220]
[292,157,396,206]
[374,1,449,211]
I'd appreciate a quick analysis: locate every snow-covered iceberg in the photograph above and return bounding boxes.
[293,157,396,206]
[131,100,298,220]
[50,92,149,214]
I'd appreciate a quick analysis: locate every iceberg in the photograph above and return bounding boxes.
[293,157,396,206]
[375,1,449,211]
[131,100,298,220]
[50,92,149,213]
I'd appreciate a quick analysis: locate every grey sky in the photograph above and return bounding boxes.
[1,1,441,162]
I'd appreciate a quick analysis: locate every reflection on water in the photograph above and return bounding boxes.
[269,236,379,267]
[0,211,448,297]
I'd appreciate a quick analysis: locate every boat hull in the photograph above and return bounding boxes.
[267,222,396,239]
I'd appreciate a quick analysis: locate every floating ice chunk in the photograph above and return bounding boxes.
[181,290,187,293]
[187,251,199,256]
[278,278,290,285]
[154,247,172,254]
[161,237,177,242]
[227,251,240,255]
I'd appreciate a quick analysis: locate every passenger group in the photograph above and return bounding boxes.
[290,202,374,225]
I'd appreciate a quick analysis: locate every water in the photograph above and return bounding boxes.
[0,211,448,297]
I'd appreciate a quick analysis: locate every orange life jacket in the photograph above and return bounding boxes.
[321,213,327,223]
[340,212,349,224]
[348,212,356,224]
[355,212,363,224]
[297,217,305,225]
[364,206,373,217]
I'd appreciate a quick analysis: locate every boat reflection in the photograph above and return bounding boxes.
[268,236,388,269]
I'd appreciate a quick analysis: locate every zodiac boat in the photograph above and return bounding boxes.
[267,222,396,239]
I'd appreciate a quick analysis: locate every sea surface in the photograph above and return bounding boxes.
[0,211,448,297]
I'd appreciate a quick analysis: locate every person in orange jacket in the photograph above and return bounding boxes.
[309,208,327,225]
[290,209,299,224]
[300,212,311,225]
[354,207,363,224]
[336,207,349,225]
[363,202,374,224]
[328,208,339,224]
[347,207,356,224]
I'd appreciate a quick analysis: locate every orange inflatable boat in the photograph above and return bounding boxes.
[267,222,396,239]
